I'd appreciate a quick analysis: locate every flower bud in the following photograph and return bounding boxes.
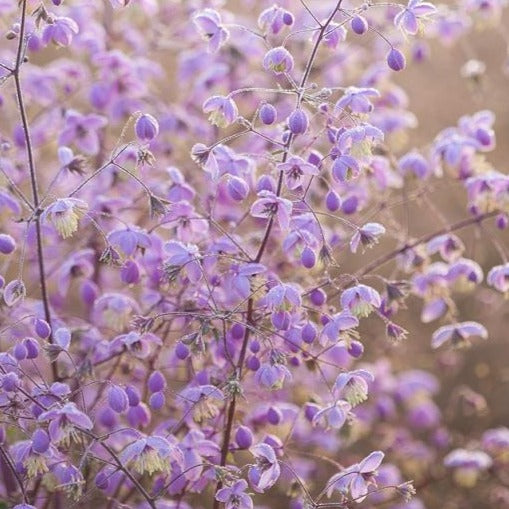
[126,385,141,407]
[149,391,165,410]
[326,189,341,211]
[387,48,406,71]
[0,234,15,254]
[301,246,316,268]
[235,425,254,449]
[301,322,317,344]
[260,103,277,125]
[267,406,283,425]
[135,113,159,142]
[176,342,190,360]
[309,288,326,306]
[24,338,40,359]
[227,176,249,201]
[13,343,28,361]
[351,15,368,35]
[34,319,51,339]
[108,385,128,413]
[288,109,309,135]
[148,370,166,393]
[246,355,260,371]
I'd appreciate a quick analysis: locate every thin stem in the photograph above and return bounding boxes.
[13,0,58,381]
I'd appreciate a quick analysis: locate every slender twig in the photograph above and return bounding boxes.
[13,0,59,381]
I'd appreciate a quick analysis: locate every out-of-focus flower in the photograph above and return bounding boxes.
[431,321,488,348]
[193,9,229,53]
[444,449,492,487]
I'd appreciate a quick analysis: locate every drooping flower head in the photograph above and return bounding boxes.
[203,95,238,128]
[193,9,230,53]
[444,449,492,487]
[263,46,294,75]
[341,284,382,317]
[326,451,385,502]
[431,321,488,349]
[43,198,88,239]
[119,435,183,476]
[248,443,281,492]
[38,402,93,446]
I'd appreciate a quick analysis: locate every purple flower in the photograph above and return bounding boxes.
[119,435,184,476]
[482,427,509,456]
[38,402,93,445]
[444,449,492,487]
[277,156,319,190]
[431,321,488,349]
[263,46,294,75]
[3,279,26,307]
[350,223,386,253]
[179,429,220,481]
[135,113,159,142]
[59,112,107,156]
[265,282,302,310]
[203,95,238,128]
[394,0,437,35]
[179,384,224,422]
[229,263,266,299]
[163,240,202,283]
[109,331,161,359]
[332,153,361,181]
[341,284,382,317]
[321,311,359,344]
[398,151,432,179]
[93,293,139,331]
[42,198,88,239]
[487,263,509,294]
[250,190,293,230]
[248,443,281,492]
[216,479,253,509]
[335,87,380,114]
[193,9,230,53]
[107,227,151,256]
[312,400,352,429]
[326,451,385,501]
[333,369,374,406]
[45,327,71,361]
[258,5,294,34]
[427,233,464,262]
[255,361,291,390]
[42,16,79,47]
